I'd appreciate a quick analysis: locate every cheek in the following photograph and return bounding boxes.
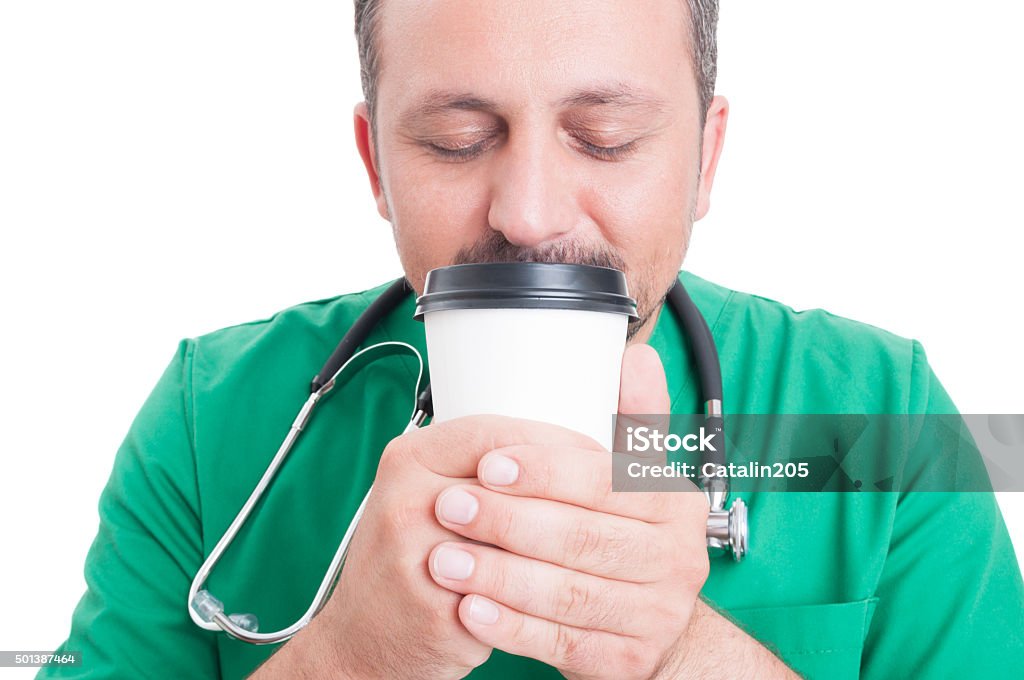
[383,154,492,289]
[581,156,696,263]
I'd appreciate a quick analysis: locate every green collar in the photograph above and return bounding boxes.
[647,271,733,414]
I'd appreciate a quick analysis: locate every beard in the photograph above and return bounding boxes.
[451,231,669,342]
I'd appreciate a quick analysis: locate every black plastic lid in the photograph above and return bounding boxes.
[413,262,638,320]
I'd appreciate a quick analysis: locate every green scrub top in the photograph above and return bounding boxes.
[41,271,1024,679]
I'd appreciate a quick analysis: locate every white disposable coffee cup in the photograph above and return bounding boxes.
[414,263,638,450]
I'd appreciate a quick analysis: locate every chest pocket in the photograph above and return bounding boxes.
[726,598,878,679]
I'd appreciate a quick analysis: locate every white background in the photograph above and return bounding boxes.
[1,1,1021,674]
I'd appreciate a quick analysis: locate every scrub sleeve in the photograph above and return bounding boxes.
[859,342,1024,678]
[38,340,219,678]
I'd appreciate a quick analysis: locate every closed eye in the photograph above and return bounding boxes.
[424,137,497,163]
[573,137,639,161]
[421,133,639,162]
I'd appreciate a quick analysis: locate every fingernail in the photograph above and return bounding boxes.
[437,488,479,525]
[468,595,500,625]
[481,454,519,486]
[432,545,475,580]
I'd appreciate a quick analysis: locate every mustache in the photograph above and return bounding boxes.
[451,231,652,340]
[452,231,628,273]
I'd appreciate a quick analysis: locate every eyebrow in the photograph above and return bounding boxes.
[557,84,668,112]
[399,92,501,126]
[400,83,667,125]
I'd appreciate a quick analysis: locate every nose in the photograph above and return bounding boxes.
[487,128,579,248]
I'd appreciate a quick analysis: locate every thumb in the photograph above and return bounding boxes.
[617,343,671,416]
[613,344,671,454]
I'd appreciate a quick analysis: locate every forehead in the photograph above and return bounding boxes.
[375,0,693,114]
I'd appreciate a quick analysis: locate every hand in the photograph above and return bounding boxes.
[303,404,608,678]
[427,345,710,680]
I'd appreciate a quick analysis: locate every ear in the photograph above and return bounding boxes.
[693,95,729,222]
[354,102,390,220]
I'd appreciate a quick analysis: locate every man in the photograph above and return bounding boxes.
[44,0,1023,678]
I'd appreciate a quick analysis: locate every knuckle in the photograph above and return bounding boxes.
[555,577,619,630]
[614,641,655,679]
[639,525,667,563]
[405,418,479,472]
[682,486,711,518]
[407,570,455,625]
[441,414,501,454]
[564,520,644,573]
[586,463,613,509]
[375,495,431,553]
[599,525,637,571]
[648,587,689,634]
[554,624,590,671]
[682,551,711,588]
[650,490,678,520]
[422,589,455,624]
[459,644,492,670]
[555,577,593,620]
[386,499,426,538]
[695,546,711,579]
[564,519,605,563]
[536,459,559,498]
[376,438,405,478]
[590,584,622,630]
[489,501,518,546]
[485,557,522,603]
[647,525,695,582]
[508,607,537,648]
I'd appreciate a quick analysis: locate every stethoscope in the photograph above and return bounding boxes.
[187,277,748,644]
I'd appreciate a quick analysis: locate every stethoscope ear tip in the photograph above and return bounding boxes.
[228,612,260,633]
[191,590,260,634]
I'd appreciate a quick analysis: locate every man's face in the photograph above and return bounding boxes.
[355,0,727,343]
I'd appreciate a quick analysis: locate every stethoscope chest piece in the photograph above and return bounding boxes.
[706,494,748,561]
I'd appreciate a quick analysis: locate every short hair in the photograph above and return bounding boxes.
[354,0,719,127]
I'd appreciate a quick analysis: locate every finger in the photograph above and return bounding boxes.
[428,541,650,635]
[434,485,681,582]
[613,344,672,454]
[394,413,605,478]
[457,595,638,679]
[616,344,671,416]
[477,444,699,523]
